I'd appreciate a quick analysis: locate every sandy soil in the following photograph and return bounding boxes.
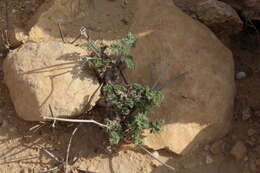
[0,0,259,173]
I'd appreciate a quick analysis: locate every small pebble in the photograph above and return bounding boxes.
[255,110,260,117]
[210,140,224,154]
[250,136,257,143]
[0,118,7,128]
[0,53,3,57]
[248,152,257,172]
[242,107,251,120]
[244,156,249,162]
[246,140,255,147]
[206,155,214,164]
[204,144,210,151]
[151,151,159,159]
[236,72,247,80]
[255,146,260,155]
[256,159,260,166]
[248,129,257,136]
[230,141,247,160]
[250,161,257,172]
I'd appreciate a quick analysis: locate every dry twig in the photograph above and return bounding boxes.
[39,144,64,173]
[29,123,46,133]
[48,104,57,128]
[65,124,81,173]
[154,72,189,91]
[40,164,62,173]
[58,23,65,43]
[43,116,109,129]
[138,145,175,171]
[40,148,62,163]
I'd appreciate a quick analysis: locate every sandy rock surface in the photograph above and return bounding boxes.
[125,0,235,155]
[3,41,100,121]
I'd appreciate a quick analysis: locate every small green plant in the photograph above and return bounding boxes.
[81,33,164,145]
[81,33,135,75]
[102,84,164,144]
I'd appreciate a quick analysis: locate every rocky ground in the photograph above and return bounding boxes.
[0,0,259,173]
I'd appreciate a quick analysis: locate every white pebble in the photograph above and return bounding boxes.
[151,151,160,159]
[236,72,247,80]
[206,155,214,164]
[0,119,7,128]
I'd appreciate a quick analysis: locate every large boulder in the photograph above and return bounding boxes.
[220,0,260,20]
[196,0,243,34]
[173,0,243,35]
[28,0,134,43]
[125,0,235,154]
[3,42,100,121]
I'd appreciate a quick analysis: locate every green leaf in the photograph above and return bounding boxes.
[150,119,165,133]
[131,130,143,144]
[113,84,127,94]
[122,107,130,115]
[123,56,135,69]
[130,113,149,130]
[145,88,164,106]
[108,124,123,144]
[129,83,143,92]
[126,99,135,108]
[122,32,136,48]
[107,93,117,102]
[81,41,101,57]
[90,58,107,68]
[109,131,121,144]
[102,85,113,92]
[110,32,136,56]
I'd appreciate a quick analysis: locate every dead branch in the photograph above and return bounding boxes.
[43,116,110,129]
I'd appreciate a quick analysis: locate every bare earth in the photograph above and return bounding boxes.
[0,0,259,173]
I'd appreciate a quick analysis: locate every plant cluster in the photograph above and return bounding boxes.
[81,33,164,145]
[81,33,135,76]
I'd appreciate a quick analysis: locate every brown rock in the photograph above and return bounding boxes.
[255,110,260,117]
[28,0,134,43]
[172,0,203,15]
[250,137,257,146]
[248,151,257,171]
[210,140,225,154]
[197,0,243,34]
[242,107,251,120]
[248,128,257,136]
[250,162,257,172]
[230,141,247,160]
[256,159,260,166]
[221,0,260,20]
[126,0,235,154]
[255,146,260,155]
[246,139,255,147]
[173,0,243,34]
[3,42,100,121]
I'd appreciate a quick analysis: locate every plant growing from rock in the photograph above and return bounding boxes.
[81,33,165,145]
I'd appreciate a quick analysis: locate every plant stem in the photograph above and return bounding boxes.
[43,117,109,129]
